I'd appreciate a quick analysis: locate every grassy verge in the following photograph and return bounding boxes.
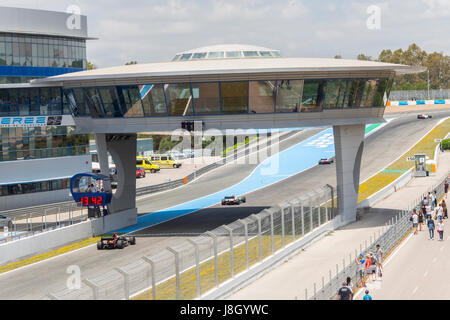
[222,137,258,157]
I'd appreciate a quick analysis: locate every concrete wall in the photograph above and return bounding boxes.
[0,189,71,211]
[0,221,94,266]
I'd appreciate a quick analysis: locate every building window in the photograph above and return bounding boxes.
[220,81,248,114]
[324,80,348,109]
[275,80,303,112]
[165,83,193,116]
[116,86,144,117]
[249,81,276,113]
[191,82,220,115]
[301,80,326,112]
[139,84,167,116]
[98,87,122,117]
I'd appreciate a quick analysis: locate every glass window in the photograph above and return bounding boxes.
[259,51,272,57]
[207,52,224,59]
[139,84,167,116]
[243,51,259,57]
[179,53,192,61]
[192,52,207,59]
[360,80,378,107]
[69,88,91,116]
[373,79,392,106]
[324,80,348,109]
[272,51,281,57]
[83,88,104,117]
[345,79,366,107]
[225,51,243,58]
[172,54,182,61]
[98,87,122,117]
[249,81,276,113]
[116,86,144,117]
[165,83,193,116]
[275,80,303,112]
[191,82,220,115]
[301,80,326,112]
[220,81,248,114]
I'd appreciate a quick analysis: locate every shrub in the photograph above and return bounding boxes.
[441,139,450,150]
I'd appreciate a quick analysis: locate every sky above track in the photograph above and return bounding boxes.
[2,0,449,67]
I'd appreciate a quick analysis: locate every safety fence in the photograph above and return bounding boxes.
[307,172,449,300]
[46,185,336,300]
[389,89,450,101]
[0,202,87,244]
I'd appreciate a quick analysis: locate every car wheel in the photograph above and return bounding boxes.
[143,173,146,178]
[97,242,103,250]
[130,237,136,245]
[242,197,246,203]
[117,240,124,249]
[151,169,155,173]
[429,115,432,118]
[173,164,177,168]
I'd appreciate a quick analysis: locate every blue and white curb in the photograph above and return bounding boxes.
[389,99,450,106]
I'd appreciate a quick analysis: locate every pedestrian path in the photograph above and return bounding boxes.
[226,152,450,300]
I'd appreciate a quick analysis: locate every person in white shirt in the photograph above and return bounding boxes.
[412,210,419,235]
[436,204,443,222]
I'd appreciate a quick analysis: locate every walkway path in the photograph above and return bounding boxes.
[227,152,450,300]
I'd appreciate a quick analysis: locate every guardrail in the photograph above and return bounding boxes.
[46,184,336,300]
[307,171,449,300]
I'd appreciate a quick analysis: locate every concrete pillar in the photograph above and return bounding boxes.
[333,124,365,225]
[93,133,138,234]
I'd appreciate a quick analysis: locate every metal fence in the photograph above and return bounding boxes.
[46,184,336,300]
[0,201,87,244]
[389,89,450,101]
[308,172,449,300]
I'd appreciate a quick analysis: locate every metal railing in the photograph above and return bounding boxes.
[46,184,336,300]
[389,89,450,101]
[307,172,449,300]
[0,202,87,244]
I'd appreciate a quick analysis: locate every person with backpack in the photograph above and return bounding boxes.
[411,210,419,235]
[363,290,373,300]
[428,216,436,240]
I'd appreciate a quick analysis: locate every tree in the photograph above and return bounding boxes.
[125,61,138,65]
[334,55,342,59]
[357,54,372,61]
[86,61,96,70]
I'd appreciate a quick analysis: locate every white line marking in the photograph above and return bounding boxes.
[412,286,419,295]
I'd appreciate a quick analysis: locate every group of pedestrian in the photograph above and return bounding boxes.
[411,187,448,240]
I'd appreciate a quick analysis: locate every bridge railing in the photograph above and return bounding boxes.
[46,184,336,300]
[307,171,449,300]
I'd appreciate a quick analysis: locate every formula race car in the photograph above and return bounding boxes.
[318,157,334,165]
[97,233,136,250]
[221,195,246,205]
[417,114,432,119]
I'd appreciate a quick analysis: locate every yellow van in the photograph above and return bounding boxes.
[150,154,182,168]
[136,157,161,173]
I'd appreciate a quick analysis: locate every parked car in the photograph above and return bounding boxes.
[318,158,334,165]
[221,195,246,205]
[417,114,432,119]
[136,167,146,178]
[0,215,13,230]
[136,157,160,173]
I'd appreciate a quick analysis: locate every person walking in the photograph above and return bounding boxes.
[425,203,432,222]
[434,190,438,208]
[444,180,449,196]
[363,290,373,300]
[437,220,444,241]
[355,254,366,288]
[418,209,424,231]
[442,199,447,219]
[436,203,443,222]
[337,282,353,300]
[411,210,419,235]
[429,192,435,210]
[428,216,435,240]
[375,244,383,278]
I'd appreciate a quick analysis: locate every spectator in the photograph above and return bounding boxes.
[363,290,373,300]
[337,282,353,300]
[442,199,447,219]
[437,219,444,241]
[418,209,424,231]
[375,244,384,277]
[425,203,432,222]
[429,192,435,210]
[444,180,449,196]
[427,216,435,240]
[436,203,443,222]
[355,254,366,288]
[411,210,419,235]
[434,191,438,207]
[346,276,353,291]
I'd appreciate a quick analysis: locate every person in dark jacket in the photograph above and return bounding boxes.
[428,217,435,240]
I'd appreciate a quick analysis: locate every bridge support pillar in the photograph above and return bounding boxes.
[94,133,137,233]
[333,124,365,226]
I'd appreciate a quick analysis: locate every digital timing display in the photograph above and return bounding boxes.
[79,196,103,206]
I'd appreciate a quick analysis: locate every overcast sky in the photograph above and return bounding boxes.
[2,0,449,67]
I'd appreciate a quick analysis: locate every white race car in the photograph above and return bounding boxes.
[417,114,432,119]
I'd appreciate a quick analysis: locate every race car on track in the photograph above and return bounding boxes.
[318,157,334,165]
[417,114,432,119]
[97,232,136,250]
[221,195,246,205]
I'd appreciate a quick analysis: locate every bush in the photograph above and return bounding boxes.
[441,139,450,150]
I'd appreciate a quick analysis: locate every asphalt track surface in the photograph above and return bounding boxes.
[1,109,449,299]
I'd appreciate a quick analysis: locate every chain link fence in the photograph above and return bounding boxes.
[389,89,450,101]
[308,172,449,300]
[46,184,336,300]
[0,202,87,244]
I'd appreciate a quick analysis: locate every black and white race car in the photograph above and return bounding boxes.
[318,157,334,165]
[417,114,432,119]
[97,232,136,250]
[221,195,246,205]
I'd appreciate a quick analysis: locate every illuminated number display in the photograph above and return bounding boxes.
[79,196,103,206]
